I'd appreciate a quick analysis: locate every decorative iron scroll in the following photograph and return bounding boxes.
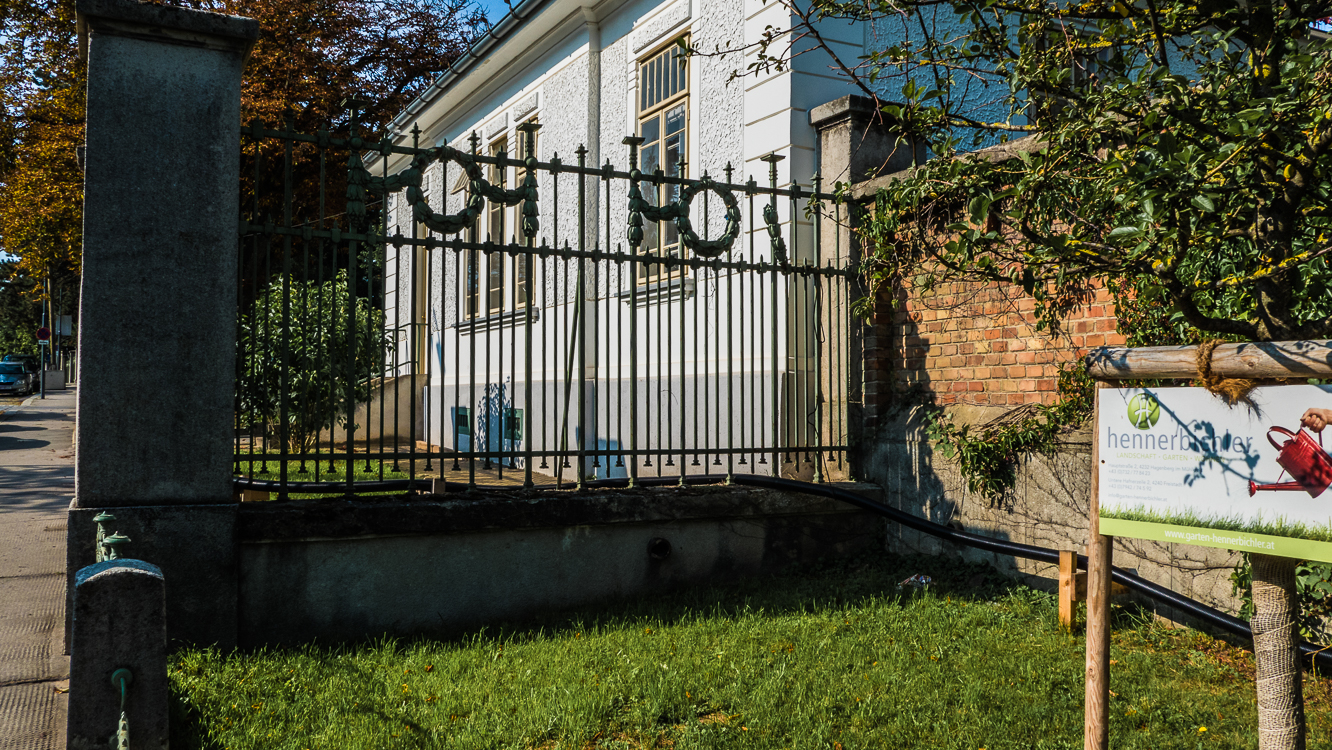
[762,202,788,266]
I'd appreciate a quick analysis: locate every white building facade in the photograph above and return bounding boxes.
[370,0,875,483]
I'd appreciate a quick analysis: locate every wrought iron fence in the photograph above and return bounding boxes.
[235,108,859,497]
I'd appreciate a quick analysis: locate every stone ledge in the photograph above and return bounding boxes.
[77,0,259,41]
[239,484,874,542]
[77,0,258,59]
[809,94,879,131]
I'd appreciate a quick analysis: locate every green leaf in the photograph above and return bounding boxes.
[1190,194,1215,213]
[1108,226,1143,242]
[968,196,990,224]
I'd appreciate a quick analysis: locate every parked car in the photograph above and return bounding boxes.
[0,362,35,396]
[2,353,39,372]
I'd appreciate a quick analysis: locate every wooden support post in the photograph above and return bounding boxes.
[1085,533,1112,750]
[1085,382,1112,750]
[1059,550,1077,631]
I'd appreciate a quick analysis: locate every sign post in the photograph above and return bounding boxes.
[36,326,50,400]
[1084,340,1332,749]
[1085,382,1111,750]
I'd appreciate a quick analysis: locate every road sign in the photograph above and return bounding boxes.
[35,327,50,341]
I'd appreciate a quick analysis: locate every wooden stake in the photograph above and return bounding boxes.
[1085,382,1112,750]
[1059,550,1077,632]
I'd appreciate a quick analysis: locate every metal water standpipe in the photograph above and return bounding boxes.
[101,533,131,561]
[110,667,132,750]
[93,512,115,563]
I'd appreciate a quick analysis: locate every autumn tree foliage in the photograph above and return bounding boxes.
[0,0,483,332]
[0,0,84,304]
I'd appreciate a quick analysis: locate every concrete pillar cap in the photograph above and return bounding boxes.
[77,0,259,59]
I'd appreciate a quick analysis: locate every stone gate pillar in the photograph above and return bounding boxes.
[69,0,258,648]
[810,95,921,480]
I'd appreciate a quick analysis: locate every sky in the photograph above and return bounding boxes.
[474,0,516,24]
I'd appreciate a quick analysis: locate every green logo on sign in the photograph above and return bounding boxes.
[1127,394,1160,429]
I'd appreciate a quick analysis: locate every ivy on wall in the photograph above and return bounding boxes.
[924,361,1093,506]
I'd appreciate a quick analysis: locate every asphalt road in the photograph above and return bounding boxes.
[0,387,75,750]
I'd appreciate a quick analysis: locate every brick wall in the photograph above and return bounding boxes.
[864,277,1126,422]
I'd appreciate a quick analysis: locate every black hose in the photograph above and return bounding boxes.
[233,472,1331,670]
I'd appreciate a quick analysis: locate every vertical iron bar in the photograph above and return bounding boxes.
[623,139,640,488]
[277,115,293,500]
[791,182,804,469]
[764,157,782,476]
[407,138,422,483]
[452,231,463,473]
[812,175,824,482]
[385,137,397,480]
[316,139,328,480]
[467,132,480,490]
[693,178,702,472]
[522,124,538,488]
[576,145,588,488]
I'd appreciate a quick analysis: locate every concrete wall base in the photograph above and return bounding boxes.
[236,484,882,645]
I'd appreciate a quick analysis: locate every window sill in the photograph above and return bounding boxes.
[617,277,695,307]
[453,307,540,333]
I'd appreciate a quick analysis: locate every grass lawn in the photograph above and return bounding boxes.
[169,553,1332,750]
[234,455,414,499]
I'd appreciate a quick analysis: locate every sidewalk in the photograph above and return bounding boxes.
[0,386,77,750]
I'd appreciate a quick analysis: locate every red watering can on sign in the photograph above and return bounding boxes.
[1248,426,1332,498]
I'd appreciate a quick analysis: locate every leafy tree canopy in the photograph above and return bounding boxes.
[786,0,1332,342]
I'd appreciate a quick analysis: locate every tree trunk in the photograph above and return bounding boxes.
[1251,553,1306,750]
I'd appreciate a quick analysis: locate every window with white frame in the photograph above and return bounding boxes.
[637,39,688,285]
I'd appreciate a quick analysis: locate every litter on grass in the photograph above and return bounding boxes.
[898,574,932,589]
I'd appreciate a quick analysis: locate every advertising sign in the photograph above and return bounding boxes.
[1098,385,1332,562]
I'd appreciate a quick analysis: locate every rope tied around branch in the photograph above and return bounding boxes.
[1195,339,1258,406]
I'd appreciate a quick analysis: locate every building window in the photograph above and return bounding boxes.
[1028,24,1116,126]
[637,40,688,285]
[460,121,538,320]
[513,120,537,308]
[486,136,507,315]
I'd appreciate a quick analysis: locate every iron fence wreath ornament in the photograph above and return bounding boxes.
[347,144,540,239]
[626,171,741,257]
[675,177,741,257]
